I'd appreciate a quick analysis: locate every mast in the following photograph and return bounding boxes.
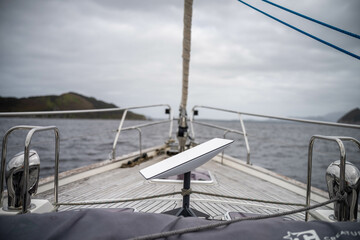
[178,0,193,152]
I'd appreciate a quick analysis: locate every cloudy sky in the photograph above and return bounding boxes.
[0,0,359,119]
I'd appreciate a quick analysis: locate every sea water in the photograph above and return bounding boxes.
[0,117,359,191]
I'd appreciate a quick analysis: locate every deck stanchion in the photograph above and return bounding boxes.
[238,113,251,164]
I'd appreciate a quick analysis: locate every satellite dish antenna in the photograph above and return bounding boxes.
[140,138,233,217]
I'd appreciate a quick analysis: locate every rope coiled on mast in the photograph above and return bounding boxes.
[180,0,193,110]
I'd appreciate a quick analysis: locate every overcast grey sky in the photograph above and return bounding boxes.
[0,0,359,119]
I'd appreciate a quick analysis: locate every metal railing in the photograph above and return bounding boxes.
[0,125,60,214]
[110,104,173,159]
[305,135,360,221]
[192,106,360,129]
[190,106,251,164]
[112,119,172,159]
[0,104,174,161]
[0,104,173,214]
[190,105,360,165]
[0,107,130,117]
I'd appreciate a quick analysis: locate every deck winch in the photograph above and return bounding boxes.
[326,160,360,221]
[5,150,41,210]
[306,135,360,222]
[1,125,59,215]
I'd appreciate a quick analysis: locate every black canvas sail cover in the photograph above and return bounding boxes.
[1,209,360,240]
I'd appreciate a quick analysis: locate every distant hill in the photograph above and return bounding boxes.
[337,108,360,124]
[289,111,346,123]
[0,92,146,120]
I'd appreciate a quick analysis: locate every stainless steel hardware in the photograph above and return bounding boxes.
[1,126,60,214]
[306,135,360,221]
[326,160,360,221]
[6,150,40,210]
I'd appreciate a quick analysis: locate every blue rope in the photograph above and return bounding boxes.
[262,0,360,40]
[237,0,360,60]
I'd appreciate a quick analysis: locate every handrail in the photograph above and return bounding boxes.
[120,120,172,158]
[0,105,173,213]
[191,105,360,165]
[189,121,247,164]
[0,104,167,117]
[191,121,244,136]
[190,106,251,164]
[122,120,172,132]
[192,105,360,129]
[0,104,173,161]
[111,105,173,159]
[0,125,60,214]
[0,108,123,116]
[305,135,360,221]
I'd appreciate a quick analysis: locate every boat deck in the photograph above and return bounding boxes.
[34,148,332,221]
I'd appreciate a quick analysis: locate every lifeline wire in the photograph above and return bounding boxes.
[237,0,360,60]
[56,190,305,207]
[56,191,182,206]
[131,197,340,240]
[262,0,360,39]
[55,190,339,239]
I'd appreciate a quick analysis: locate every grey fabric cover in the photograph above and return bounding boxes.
[0,209,359,239]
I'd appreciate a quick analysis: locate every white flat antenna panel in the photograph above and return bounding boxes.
[140,138,233,180]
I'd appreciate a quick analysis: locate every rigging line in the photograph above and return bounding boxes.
[262,0,360,39]
[56,192,182,206]
[131,197,340,240]
[237,0,360,60]
[56,190,305,207]
[191,190,305,206]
